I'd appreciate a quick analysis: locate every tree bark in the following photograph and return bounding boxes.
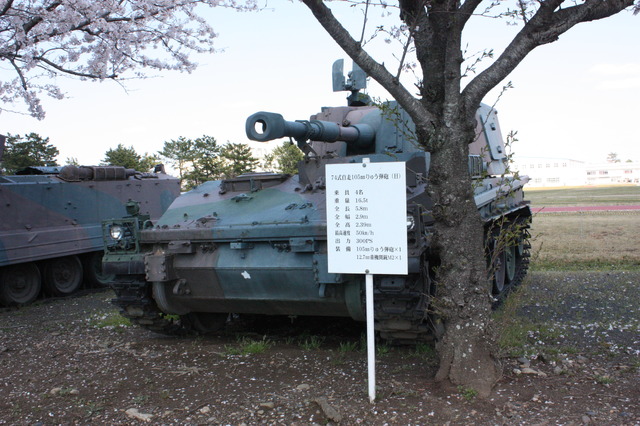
[426,121,501,397]
[411,1,502,395]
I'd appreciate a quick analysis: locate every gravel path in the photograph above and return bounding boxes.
[0,271,638,425]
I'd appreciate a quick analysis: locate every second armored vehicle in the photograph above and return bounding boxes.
[0,158,180,305]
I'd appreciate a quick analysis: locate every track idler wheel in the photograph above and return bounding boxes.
[83,251,115,287]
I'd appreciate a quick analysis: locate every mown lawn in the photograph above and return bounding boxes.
[529,211,640,270]
[525,185,640,207]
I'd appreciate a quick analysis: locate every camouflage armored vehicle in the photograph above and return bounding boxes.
[0,146,180,305]
[104,61,531,341]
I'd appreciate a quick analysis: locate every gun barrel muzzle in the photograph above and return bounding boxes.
[246,111,374,147]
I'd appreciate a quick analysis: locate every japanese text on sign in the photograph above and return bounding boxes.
[326,161,408,275]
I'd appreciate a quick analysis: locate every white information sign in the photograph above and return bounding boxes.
[326,160,408,275]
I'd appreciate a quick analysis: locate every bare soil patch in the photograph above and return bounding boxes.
[0,271,638,425]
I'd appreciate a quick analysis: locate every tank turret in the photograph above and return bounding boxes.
[247,104,510,177]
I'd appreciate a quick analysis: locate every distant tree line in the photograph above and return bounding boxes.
[158,136,260,190]
[0,133,303,190]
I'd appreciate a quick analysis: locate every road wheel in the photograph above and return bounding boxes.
[504,244,517,284]
[491,241,506,295]
[0,263,42,305]
[83,252,115,287]
[43,255,83,296]
[182,312,228,334]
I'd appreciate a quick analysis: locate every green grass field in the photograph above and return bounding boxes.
[526,186,640,270]
[525,185,640,206]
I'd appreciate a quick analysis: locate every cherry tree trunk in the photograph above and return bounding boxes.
[426,124,502,397]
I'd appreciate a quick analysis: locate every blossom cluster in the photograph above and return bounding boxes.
[0,0,256,119]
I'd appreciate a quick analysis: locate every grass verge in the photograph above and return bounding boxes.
[224,336,273,356]
[525,185,640,206]
[529,211,640,271]
[88,312,132,329]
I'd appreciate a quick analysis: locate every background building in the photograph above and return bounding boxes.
[513,157,640,187]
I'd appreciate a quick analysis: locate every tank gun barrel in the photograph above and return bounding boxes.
[246,111,375,148]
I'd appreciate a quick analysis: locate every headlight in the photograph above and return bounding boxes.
[406,215,415,230]
[110,224,124,240]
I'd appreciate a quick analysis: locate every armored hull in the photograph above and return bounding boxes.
[0,165,180,305]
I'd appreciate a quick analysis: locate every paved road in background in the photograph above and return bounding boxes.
[531,205,640,213]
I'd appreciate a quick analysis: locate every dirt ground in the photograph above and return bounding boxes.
[0,271,638,425]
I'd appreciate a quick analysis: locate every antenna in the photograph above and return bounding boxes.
[332,59,367,92]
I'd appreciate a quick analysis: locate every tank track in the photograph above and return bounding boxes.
[375,219,531,344]
[110,278,192,336]
[374,269,434,344]
[491,219,532,307]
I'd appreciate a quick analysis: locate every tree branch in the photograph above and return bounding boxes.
[301,0,432,132]
[395,19,418,80]
[35,55,118,79]
[22,1,62,34]
[359,0,370,45]
[9,58,28,90]
[457,0,483,30]
[28,1,205,45]
[0,0,14,16]
[517,0,529,24]
[462,0,635,111]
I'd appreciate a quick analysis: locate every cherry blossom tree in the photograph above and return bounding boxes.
[0,0,255,119]
[300,0,637,396]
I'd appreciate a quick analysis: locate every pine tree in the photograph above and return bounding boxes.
[220,143,259,178]
[263,142,304,175]
[1,133,59,174]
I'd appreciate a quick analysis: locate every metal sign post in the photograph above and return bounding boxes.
[365,272,375,402]
[326,159,408,403]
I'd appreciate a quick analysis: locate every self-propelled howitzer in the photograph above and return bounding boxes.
[103,63,531,342]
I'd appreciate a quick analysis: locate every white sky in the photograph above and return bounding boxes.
[1,3,639,166]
